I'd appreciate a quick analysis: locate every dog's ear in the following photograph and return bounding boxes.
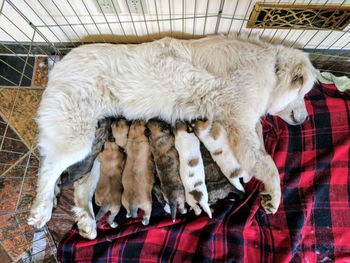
[291,64,304,87]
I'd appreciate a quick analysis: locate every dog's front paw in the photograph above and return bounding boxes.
[260,188,281,214]
[27,199,53,228]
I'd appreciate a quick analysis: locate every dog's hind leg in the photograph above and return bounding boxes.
[72,160,100,239]
[28,140,93,228]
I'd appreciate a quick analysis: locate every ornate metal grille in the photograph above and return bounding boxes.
[247,3,350,30]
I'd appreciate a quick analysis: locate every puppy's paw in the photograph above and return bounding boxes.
[260,188,281,214]
[192,204,202,216]
[27,199,53,228]
[142,217,150,226]
[109,221,118,228]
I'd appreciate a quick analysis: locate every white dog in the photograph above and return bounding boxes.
[28,35,315,228]
[174,121,212,218]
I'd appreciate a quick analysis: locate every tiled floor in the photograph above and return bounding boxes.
[0,55,49,261]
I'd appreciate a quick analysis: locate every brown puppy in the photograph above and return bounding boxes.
[200,144,245,205]
[147,119,186,221]
[94,119,129,228]
[122,120,155,225]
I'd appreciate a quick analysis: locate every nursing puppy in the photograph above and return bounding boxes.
[121,120,155,225]
[29,35,315,227]
[147,119,186,221]
[200,144,245,205]
[94,119,129,228]
[193,120,247,191]
[174,122,212,218]
[59,118,111,187]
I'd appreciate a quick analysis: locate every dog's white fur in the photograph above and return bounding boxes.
[71,160,100,240]
[28,35,315,227]
[174,124,212,218]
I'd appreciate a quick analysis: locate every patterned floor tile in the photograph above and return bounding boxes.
[0,88,43,146]
[33,57,48,88]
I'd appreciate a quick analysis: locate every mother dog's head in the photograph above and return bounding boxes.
[267,46,316,125]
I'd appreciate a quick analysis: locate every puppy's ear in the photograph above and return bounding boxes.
[144,128,151,138]
[186,122,194,133]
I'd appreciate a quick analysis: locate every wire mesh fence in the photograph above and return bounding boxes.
[0,0,349,261]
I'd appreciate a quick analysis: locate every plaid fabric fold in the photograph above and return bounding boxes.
[58,83,350,263]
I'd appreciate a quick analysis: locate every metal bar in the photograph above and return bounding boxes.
[238,0,253,35]
[0,28,32,56]
[203,0,210,35]
[124,0,140,42]
[6,0,61,57]
[140,0,151,41]
[34,15,220,28]
[168,0,172,37]
[227,0,240,35]
[182,0,185,39]
[301,0,336,48]
[110,0,129,42]
[0,74,20,86]
[80,0,106,43]
[290,0,329,47]
[35,0,77,47]
[43,224,58,262]
[65,0,94,43]
[0,209,30,216]
[0,30,35,163]
[21,0,62,43]
[1,149,29,155]
[259,0,282,38]
[51,0,84,43]
[0,58,33,81]
[0,229,35,242]
[0,151,32,178]
[153,0,162,38]
[193,0,197,37]
[0,43,34,69]
[94,0,114,35]
[214,0,225,34]
[0,0,5,15]
[280,0,299,44]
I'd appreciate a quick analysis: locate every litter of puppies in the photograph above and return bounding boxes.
[62,117,247,238]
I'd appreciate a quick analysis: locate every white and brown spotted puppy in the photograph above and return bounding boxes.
[147,119,186,221]
[201,144,245,205]
[174,121,212,218]
[193,120,246,192]
[121,120,155,225]
[94,119,129,228]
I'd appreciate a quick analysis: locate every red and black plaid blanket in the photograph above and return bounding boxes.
[57,83,350,263]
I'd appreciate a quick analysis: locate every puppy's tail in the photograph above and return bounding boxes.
[96,204,110,221]
[130,203,138,218]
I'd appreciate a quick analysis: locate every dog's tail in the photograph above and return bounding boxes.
[130,203,138,218]
[96,204,110,221]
